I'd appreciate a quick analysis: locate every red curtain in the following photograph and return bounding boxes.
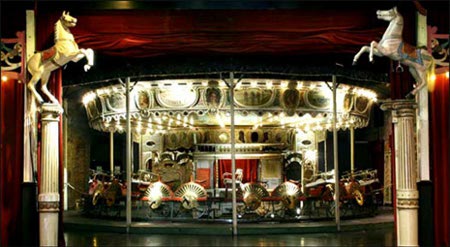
[218,159,258,187]
[195,168,211,189]
[430,73,450,247]
[71,9,385,57]
[0,78,24,246]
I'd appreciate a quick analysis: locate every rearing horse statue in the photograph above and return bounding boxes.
[27,11,94,107]
[353,7,435,95]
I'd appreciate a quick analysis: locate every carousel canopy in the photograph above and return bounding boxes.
[82,78,377,136]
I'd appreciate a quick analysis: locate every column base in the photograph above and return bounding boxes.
[39,212,59,246]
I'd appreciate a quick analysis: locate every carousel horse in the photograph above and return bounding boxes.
[352,7,434,95]
[27,11,94,107]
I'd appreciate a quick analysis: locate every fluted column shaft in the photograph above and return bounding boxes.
[381,100,419,247]
[38,103,61,246]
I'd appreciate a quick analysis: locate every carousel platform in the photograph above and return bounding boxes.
[63,207,393,235]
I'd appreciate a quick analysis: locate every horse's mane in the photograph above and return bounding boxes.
[54,20,61,43]
[54,19,72,43]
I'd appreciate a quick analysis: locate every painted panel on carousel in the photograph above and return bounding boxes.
[217,131,230,144]
[281,82,301,116]
[156,87,198,108]
[248,129,264,143]
[305,89,330,109]
[193,131,204,144]
[237,130,247,143]
[203,130,213,143]
[178,131,192,148]
[86,96,103,119]
[343,93,353,113]
[204,87,223,109]
[355,96,370,114]
[134,90,153,110]
[106,93,126,112]
[234,87,275,108]
[272,129,287,143]
[165,132,179,149]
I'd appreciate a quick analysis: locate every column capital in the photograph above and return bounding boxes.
[380,99,416,120]
[380,99,416,111]
[40,103,63,121]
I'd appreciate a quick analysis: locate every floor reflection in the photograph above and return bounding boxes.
[64,227,395,246]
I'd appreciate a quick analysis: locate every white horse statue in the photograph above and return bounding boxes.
[27,11,94,106]
[353,7,434,95]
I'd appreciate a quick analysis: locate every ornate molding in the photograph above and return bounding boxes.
[397,190,419,199]
[38,193,60,212]
[380,99,416,111]
[380,99,417,120]
[428,26,449,70]
[38,201,60,212]
[83,79,377,135]
[397,198,419,209]
[0,31,26,82]
[160,127,294,151]
[41,103,64,120]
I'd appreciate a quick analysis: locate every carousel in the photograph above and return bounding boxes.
[80,76,382,222]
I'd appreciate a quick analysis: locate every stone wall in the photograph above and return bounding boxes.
[65,94,92,209]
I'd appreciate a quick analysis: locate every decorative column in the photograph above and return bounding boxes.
[381,99,419,247]
[38,103,62,246]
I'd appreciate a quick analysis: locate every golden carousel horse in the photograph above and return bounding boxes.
[353,7,434,95]
[27,11,94,108]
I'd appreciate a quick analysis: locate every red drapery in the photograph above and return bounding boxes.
[430,73,450,247]
[218,159,258,187]
[0,78,24,246]
[71,9,385,57]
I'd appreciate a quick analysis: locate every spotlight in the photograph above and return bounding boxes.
[430,74,436,82]
[1,75,7,82]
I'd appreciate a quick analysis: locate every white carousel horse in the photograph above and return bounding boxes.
[27,11,94,106]
[353,7,434,95]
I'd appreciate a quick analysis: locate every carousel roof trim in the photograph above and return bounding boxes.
[82,77,378,136]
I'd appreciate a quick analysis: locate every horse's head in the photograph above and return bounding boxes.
[60,11,77,28]
[376,6,398,22]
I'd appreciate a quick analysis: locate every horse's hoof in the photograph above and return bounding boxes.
[352,61,357,66]
[370,60,375,64]
[405,93,414,99]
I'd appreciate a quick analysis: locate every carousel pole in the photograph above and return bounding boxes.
[38,104,62,246]
[229,72,238,236]
[110,131,114,177]
[324,134,328,172]
[332,75,341,231]
[125,77,132,232]
[23,10,39,246]
[350,126,355,175]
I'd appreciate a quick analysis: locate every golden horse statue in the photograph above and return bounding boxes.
[27,11,94,108]
[353,7,434,95]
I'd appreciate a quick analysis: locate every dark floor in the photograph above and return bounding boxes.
[64,227,396,246]
[63,206,395,246]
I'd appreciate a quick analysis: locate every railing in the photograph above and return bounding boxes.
[1,31,26,82]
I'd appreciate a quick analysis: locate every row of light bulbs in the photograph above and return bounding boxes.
[82,79,380,106]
